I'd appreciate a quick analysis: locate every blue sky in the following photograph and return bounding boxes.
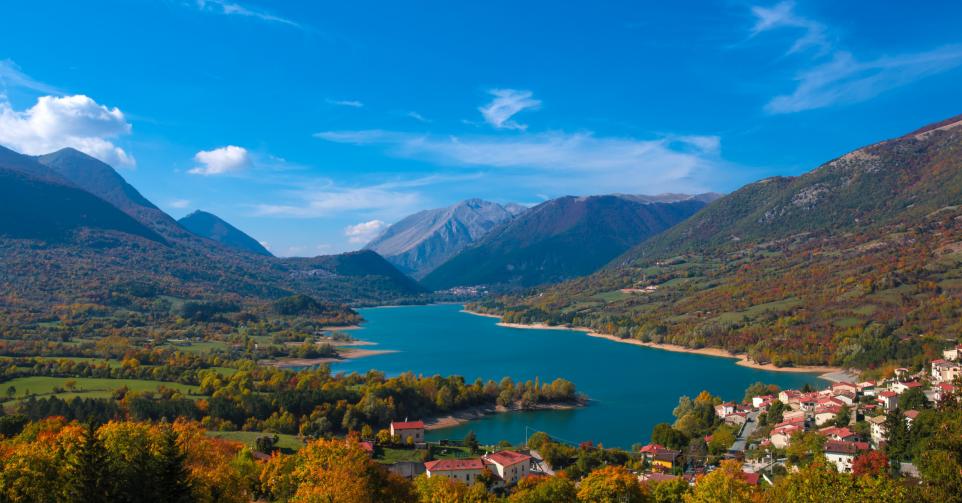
[2,1,961,256]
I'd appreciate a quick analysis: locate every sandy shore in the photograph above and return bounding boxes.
[264,348,397,368]
[425,401,586,431]
[319,325,362,331]
[465,310,850,379]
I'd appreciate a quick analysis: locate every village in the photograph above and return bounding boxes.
[358,346,962,492]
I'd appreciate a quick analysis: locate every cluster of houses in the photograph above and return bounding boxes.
[382,420,533,487]
[737,346,962,474]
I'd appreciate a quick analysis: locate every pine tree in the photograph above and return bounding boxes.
[65,422,114,503]
[155,425,193,503]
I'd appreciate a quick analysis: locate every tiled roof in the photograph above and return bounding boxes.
[484,450,531,467]
[391,420,425,430]
[424,458,484,471]
[824,440,869,455]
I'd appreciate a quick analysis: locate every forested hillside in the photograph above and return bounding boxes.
[472,116,962,370]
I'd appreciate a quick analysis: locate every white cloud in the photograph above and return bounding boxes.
[344,219,387,245]
[478,89,541,130]
[750,1,829,55]
[193,0,302,29]
[407,111,430,123]
[327,98,364,108]
[253,183,421,218]
[169,199,191,209]
[189,145,250,175]
[766,46,962,114]
[315,129,724,194]
[0,94,135,166]
[0,60,61,94]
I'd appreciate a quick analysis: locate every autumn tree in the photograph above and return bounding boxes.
[577,465,648,503]
[683,460,752,503]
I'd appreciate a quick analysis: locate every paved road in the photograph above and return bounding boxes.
[730,411,758,452]
[529,450,555,476]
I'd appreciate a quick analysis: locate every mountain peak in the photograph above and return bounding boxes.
[178,210,272,256]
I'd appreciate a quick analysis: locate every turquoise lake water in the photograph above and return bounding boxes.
[331,304,821,448]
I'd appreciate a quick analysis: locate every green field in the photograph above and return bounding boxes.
[207,430,305,452]
[2,376,200,400]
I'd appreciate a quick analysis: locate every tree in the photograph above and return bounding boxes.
[64,422,114,503]
[6,385,15,400]
[508,475,577,503]
[683,460,752,503]
[852,450,888,478]
[156,425,193,503]
[834,404,851,427]
[464,430,480,453]
[785,431,825,467]
[255,434,278,454]
[651,423,688,450]
[649,477,690,503]
[898,387,928,412]
[883,409,910,467]
[707,425,736,455]
[577,466,648,503]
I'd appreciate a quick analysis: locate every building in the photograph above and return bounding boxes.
[818,426,859,442]
[770,423,803,449]
[483,450,531,485]
[423,459,485,483]
[857,381,877,397]
[943,345,962,362]
[867,416,887,446]
[814,405,842,426]
[877,391,899,411]
[931,359,962,383]
[752,395,775,409]
[904,409,920,427]
[715,402,736,419]
[824,440,870,473]
[651,449,681,472]
[390,420,425,444]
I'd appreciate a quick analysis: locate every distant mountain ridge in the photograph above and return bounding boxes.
[365,198,526,278]
[178,210,272,256]
[422,193,716,289]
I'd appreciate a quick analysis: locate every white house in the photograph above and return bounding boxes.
[424,459,485,483]
[824,440,869,473]
[931,359,962,383]
[390,420,425,444]
[483,450,531,486]
[877,391,899,411]
[770,423,803,449]
[868,416,887,446]
[714,402,736,419]
[943,345,962,362]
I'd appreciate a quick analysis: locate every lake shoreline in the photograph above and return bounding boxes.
[263,347,398,368]
[425,400,587,431]
[462,309,851,381]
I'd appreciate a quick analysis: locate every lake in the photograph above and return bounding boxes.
[331,304,822,448]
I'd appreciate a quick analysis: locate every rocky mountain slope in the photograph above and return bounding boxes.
[365,199,525,278]
[178,210,272,256]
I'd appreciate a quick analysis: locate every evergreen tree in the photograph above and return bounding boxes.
[156,425,193,503]
[65,422,114,503]
[884,409,910,471]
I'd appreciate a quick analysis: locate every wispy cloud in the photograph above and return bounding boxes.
[750,1,829,55]
[0,60,62,94]
[192,0,302,29]
[750,2,962,114]
[326,98,364,108]
[407,111,430,123]
[478,89,541,130]
[314,129,725,194]
[253,180,422,218]
[344,219,387,245]
[0,94,135,166]
[169,199,191,209]
[767,46,962,114]
[189,145,250,175]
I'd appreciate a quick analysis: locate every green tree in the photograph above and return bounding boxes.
[651,423,688,450]
[65,422,114,503]
[464,430,480,453]
[834,404,851,427]
[898,387,928,411]
[156,425,192,503]
[883,409,910,467]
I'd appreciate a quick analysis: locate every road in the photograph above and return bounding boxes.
[730,411,758,452]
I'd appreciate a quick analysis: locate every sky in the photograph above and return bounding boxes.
[2,1,962,256]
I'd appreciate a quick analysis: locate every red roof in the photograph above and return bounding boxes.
[878,391,898,398]
[904,381,922,388]
[424,458,484,471]
[904,410,920,419]
[391,420,425,430]
[824,440,869,455]
[638,443,667,454]
[485,450,531,467]
[742,472,761,485]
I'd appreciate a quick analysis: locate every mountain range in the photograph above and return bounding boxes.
[0,146,425,323]
[178,210,272,256]
[473,114,962,369]
[364,199,526,279]
[422,193,718,289]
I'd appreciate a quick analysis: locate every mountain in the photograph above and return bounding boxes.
[0,145,426,325]
[365,199,525,278]
[422,194,714,289]
[34,148,192,239]
[0,147,163,243]
[178,210,272,256]
[474,114,962,370]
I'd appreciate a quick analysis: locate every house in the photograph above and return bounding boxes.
[935,382,956,402]
[424,459,485,483]
[857,381,877,397]
[824,440,870,473]
[817,426,859,442]
[931,359,962,383]
[390,420,425,444]
[483,450,531,485]
[637,443,668,459]
[867,416,887,446]
[770,423,803,449]
[904,410,920,427]
[831,382,858,396]
[782,409,806,423]
[779,390,801,405]
[832,392,856,406]
[651,449,681,472]
[725,412,748,427]
[877,391,899,411]
[752,395,775,409]
[714,402,736,419]
[892,381,922,394]
[943,344,962,362]
[814,405,842,426]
